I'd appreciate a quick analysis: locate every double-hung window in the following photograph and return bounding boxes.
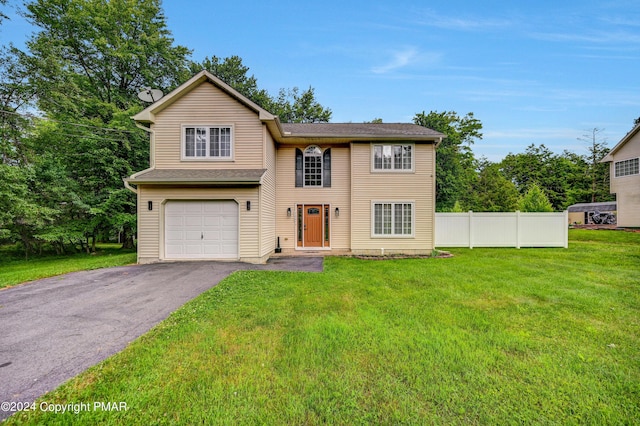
[372,202,413,237]
[183,126,233,160]
[373,144,413,171]
[614,158,639,178]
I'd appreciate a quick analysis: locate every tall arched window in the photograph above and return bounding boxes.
[295,146,331,188]
[304,146,322,187]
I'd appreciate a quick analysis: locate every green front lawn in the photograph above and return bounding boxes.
[7,230,640,424]
[0,244,137,289]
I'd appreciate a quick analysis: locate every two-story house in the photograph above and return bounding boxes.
[601,122,640,228]
[125,70,443,263]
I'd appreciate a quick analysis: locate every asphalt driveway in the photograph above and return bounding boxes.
[0,257,323,421]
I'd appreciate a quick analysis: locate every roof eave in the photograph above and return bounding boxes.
[124,178,262,186]
[274,134,443,144]
[601,122,640,162]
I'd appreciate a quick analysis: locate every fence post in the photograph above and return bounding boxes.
[468,210,473,249]
[564,210,569,248]
[516,210,521,249]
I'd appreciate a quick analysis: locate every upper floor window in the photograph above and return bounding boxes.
[373,144,413,171]
[295,146,331,187]
[183,125,233,160]
[614,157,639,177]
[304,146,322,186]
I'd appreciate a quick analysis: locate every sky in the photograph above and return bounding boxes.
[1,0,639,162]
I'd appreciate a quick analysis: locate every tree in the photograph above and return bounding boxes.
[0,47,37,165]
[267,86,331,123]
[18,0,191,249]
[500,144,572,209]
[189,55,271,107]
[577,128,610,203]
[192,55,332,123]
[471,160,519,211]
[413,110,482,211]
[0,0,8,25]
[0,162,57,257]
[518,183,554,212]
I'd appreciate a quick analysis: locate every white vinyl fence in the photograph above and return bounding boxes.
[435,211,568,248]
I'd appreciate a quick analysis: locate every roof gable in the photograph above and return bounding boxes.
[601,122,640,162]
[132,70,275,124]
[131,71,443,145]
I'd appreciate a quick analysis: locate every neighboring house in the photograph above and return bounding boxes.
[567,202,617,225]
[601,123,640,228]
[125,71,443,263]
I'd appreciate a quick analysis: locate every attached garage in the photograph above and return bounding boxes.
[165,200,238,259]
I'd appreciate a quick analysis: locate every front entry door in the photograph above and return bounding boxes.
[304,205,323,247]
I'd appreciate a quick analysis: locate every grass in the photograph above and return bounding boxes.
[6,230,640,425]
[0,243,137,289]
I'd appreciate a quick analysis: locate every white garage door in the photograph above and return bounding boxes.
[165,201,238,259]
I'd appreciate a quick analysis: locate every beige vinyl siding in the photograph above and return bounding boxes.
[610,133,640,227]
[137,185,261,263]
[568,212,584,225]
[275,145,351,250]
[350,142,435,253]
[260,126,277,256]
[151,82,264,169]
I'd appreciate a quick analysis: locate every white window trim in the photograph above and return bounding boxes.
[371,143,415,173]
[614,157,639,178]
[371,201,415,238]
[181,124,234,161]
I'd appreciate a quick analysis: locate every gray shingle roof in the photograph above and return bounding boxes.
[567,202,617,212]
[126,169,266,185]
[280,123,443,138]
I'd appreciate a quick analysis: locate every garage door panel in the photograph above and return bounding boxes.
[165,245,183,256]
[184,244,204,255]
[166,203,186,214]
[184,216,203,227]
[204,203,223,213]
[165,216,184,227]
[203,231,221,241]
[222,216,237,226]
[184,231,202,241]
[221,203,237,213]
[165,201,238,260]
[203,244,222,255]
[203,216,221,227]
[165,230,184,241]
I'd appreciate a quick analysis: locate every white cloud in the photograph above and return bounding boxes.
[529,30,640,45]
[416,10,515,31]
[484,128,578,140]
[371,48,419,74]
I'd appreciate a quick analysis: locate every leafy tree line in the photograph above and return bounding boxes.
[0,0,618,258]
[0,0,330,257]
[413,110,615,212]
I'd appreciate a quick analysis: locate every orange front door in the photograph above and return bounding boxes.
[304,205,323,247]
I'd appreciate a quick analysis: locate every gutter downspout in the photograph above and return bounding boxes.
[124,122,155,194]
[124,179,137,194]
[135,122,155,168]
